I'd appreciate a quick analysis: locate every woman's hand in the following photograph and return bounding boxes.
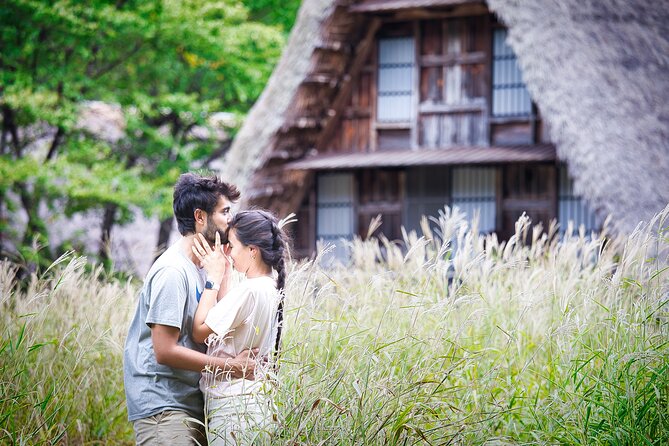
[192,232,230,285]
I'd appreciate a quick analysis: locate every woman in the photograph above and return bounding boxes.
[191,209,288,445]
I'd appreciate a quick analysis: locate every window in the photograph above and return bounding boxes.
[404,167,450,234]
[452,167,497,233]
[377,37,415,123]
[357,170,403,241]
[558,166,599,233]
[316,173,355,262]
[492,28,532,117]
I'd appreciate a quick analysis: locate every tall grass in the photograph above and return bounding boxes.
[0,255,136,445]
[277,206,669,445]
[1,206,667,444]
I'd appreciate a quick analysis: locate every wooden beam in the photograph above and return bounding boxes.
[502,198,555,210]
[358,203,403,213]
[411,20,421,150]
[316,17,381,152]
[495,166,503,232]
[303,73,340,88]
[374,122,412,130]
[267,148,311,161]
[315,41,350,53]
[369,32,378,152]
[342,107,372,119]
[305,173,316,256]
[379,4,489,21]
[489,115,535,125]
[420,51,486,67]
[282,117,325,131]
[279,171,313,226]
[531,102,539,143]
[419,99,486,114]
[349,0,482,13]
[483,12,493,145]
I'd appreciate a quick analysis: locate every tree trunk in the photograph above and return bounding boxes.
[2,105,21,157]
[154,217,173,262]
[99,203,117,266]
[45,126,64,161]
[1,109,8,257]
[16,182,49,276]
[18,182,47,246]
[0,190,5,258]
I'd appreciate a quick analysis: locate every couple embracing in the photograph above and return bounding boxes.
[123,172,288,445]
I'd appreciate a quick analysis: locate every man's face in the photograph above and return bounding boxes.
[202,196,232,246]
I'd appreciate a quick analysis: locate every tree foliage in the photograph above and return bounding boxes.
[0,0,296,270]
[243,0,302,33]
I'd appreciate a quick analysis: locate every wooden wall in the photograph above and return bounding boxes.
[500,164,556,239]
[324,14,549,153]
[327,15,501,153]
[419,16,490,148]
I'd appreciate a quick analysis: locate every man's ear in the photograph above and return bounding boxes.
[194,208,206,226]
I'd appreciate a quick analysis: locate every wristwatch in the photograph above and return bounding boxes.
[204,279,220,291]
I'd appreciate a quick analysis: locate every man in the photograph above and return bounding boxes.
[124,172,256,445]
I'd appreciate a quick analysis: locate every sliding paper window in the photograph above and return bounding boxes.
[316,173,354,262]
[377,37,415,122]
[452,167,497,233]
[492,28,532,117]
[558,166,599,233]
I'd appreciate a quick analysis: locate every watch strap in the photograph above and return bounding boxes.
[204,279,220,291]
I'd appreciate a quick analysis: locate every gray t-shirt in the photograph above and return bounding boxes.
[123,240,207,421]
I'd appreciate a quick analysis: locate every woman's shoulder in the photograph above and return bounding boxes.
[245,276,278,296]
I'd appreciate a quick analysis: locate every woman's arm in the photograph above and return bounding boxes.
[193,288,217,343]
[192,232,229,343]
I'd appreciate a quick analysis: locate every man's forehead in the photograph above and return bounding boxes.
[216,196,232,209]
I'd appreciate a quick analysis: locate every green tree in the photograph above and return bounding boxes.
[243,0,302,33]
[0,0,289,270]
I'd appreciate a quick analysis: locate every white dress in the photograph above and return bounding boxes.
[200,276,280,445]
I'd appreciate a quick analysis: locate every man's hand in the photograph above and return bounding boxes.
[223,348,262,380]
[151,325,266,378]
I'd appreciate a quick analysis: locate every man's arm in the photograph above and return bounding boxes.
[151,324,256,379]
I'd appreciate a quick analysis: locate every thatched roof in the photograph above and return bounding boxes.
[487,0,669,233]
[348,0,481,12]
[223,0,669,234]
[219,0,336,196]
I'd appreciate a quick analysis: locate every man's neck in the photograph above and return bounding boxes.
[180,234,201,265]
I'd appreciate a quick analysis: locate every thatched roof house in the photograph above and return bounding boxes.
[487,0,669,233]
[222,0,668,254]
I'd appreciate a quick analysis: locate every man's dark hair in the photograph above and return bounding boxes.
[173,173,240,235]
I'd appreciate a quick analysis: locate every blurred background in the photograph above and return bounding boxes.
[0,0,301,275]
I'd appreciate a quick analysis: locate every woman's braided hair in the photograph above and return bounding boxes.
[226,209,289,354]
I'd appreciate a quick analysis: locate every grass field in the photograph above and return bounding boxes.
[1,206,668,445]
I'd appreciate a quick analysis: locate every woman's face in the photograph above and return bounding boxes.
[227,229,253,274]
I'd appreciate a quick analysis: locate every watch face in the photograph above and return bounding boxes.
[205,280,215,289]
